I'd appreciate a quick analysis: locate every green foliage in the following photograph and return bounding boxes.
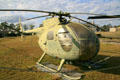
[29,24,35,30]
[15,23,20,31]
[0,22,37,37]
[101,24,112,32]
[1,22,8,30]
[23,24,28,31]
[0,22,20,37]
[0,22,9,36]
[115,25,120,28]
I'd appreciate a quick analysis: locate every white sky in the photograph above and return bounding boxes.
[0,0,120,26]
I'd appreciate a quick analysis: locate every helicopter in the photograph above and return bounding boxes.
[0,9,120,80]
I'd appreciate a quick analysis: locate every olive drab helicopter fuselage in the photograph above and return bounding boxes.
[33,17,99,61]
[22,17,100,80]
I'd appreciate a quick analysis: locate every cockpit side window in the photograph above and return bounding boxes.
[47,31,54,40]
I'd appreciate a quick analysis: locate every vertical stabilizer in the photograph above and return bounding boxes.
[19,17,24,40]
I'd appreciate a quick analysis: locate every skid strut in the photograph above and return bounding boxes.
[36,52,65,72]
[36,52,84,80]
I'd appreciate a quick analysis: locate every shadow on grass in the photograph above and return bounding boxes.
[0,67,38,72]
[94,55,120,75]
[74,54,120,75]
[0,53,120,75]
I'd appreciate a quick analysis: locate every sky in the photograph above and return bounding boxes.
[0,0,120,26]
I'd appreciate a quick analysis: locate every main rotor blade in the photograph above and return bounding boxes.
[0,9,52,13]
[71,16,105,31]
[0,9,105,15]
[26,15,50,20]
[70,12,103,15]
[88,15,120,19]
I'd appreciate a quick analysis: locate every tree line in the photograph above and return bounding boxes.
[98,24,120,31]
[0,22,35,37]
[0,21,120,37]
[84,23,120,32]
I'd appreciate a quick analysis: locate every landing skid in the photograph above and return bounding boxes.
[36,52,84,80]
[36,63,85,80]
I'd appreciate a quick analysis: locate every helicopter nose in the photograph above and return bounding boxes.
[60,38,73,52]
[61,45,72,52]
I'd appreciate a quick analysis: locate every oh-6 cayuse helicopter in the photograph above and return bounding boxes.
[0,9,120,80]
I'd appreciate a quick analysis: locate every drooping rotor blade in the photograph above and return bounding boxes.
[70,12,103,15]
[0,9,52,13]
[88,15,120,19]
[71,16,105,31]
[26,15,50,20]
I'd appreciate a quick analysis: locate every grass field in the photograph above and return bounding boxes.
[0,36,120,80]
[96,31,120,39]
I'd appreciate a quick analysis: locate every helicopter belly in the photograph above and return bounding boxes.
[45,40,80,60]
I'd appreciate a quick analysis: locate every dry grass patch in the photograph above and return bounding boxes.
[0,36,120,80]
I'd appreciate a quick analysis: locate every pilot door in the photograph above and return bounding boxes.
[46,31,58,56]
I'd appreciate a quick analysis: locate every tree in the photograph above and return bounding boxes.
[9,23,16,31]
[29,24,35,30]
[23,24,28,31]
[1,22,8,30]
[0,22,9,36]
[0,24,2,30]
[10,23,15,28]
[15,23,20,31]
[101,24,111,32]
